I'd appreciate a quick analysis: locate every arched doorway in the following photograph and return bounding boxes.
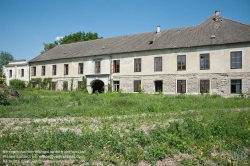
[92,80,104,93]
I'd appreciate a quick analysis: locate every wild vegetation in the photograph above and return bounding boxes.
[0,89,249,165]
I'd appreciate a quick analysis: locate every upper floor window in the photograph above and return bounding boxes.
[113,60,120,73]
[41,66,45,76]
[78,63,83,74]
[200,54,210,70]
[154,57,162,71]
[134,58,141,72]
[95,61,101,74]
[200,80,209,93]
[21,69,24,77]
[64,64,69,75]
[52,65,56,75]
[31,67,36,76]
[9,70,12,78]
[231,79,242,94]
[231,51,242,69]
[177,55,186,70]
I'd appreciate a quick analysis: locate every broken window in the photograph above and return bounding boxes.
[52,65,56,75]
[78,63,83,74]
[155,80,163,92]
[31,67,36,76]
[113,60,120,73]
[177,80,186,93]
[95,61,101,74]
[231,79,242,94]
[41,66,45,76]
[113,81,120,92]
[64,64,69,75]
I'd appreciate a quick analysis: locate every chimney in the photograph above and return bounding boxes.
[156,25,160,34]
[215,10,220,21]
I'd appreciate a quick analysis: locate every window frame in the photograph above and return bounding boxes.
[21,69,24,77]
[31,66,36,76]
[134,80,141,92]
[134,58,141,72]
[177,80,186,93]
[155,80,163,92]
[95,61,101,74]
[200,80,210,93]
[113,81,120,92]
[200,53,210,70]
[154,57,162,71]
[64,64,69,75]
[52,65,57,76]
[177,55,186,70]
[231,79,242,94]
[78,63,83,74]
[230,51,242,69]
[9,70,12,78]
[41,66,46,76]
[113,60,120,73]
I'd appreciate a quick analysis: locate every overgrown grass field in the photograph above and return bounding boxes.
[0,89,250,165]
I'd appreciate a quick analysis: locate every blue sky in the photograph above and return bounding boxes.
[0,0,250,61]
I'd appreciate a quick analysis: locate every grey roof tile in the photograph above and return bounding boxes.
[30,15,250,62]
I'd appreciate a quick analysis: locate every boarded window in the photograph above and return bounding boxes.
[177,80,186,93]
[177,55,186,70]
[113,81,120,92]
[200,54,210,70]
[134,80,141,92]
[231,79,242,94]
[41,66,45,76]
[134,58,141,72]
[200,80,210,93]
[154,57,162,71]
[113,60,120,73]
[78,63,83,74]
[95,61,101,74]
[155,80,163,92]
[231,51,242,69]
[64,64,69,75]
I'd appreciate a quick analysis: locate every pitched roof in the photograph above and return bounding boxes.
[30,15,250,62]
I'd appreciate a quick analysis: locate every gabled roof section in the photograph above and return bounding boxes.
[30,15,250,62]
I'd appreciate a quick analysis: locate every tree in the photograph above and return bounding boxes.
[41,31,102,53]
[0,51,14,73]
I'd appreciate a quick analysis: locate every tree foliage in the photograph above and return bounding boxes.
[0,51,14,72]
[41,31,102,53]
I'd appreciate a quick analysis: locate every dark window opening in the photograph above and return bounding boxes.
[231,51,242,69]
[200,80,210,93]
[92,80,104,93]
[51,82,56,90]
[155,80,163,92]
[31,67,36,76]
[154,57,162,71]
[134,58,141,72]
[95,61,101,74]
[134,80,141,92]
[113,81,120,92]
[149,41,154,44]
[78,81,83,89]
[21,69,24,77]
[113,60,120,73]
[231,79,242,94]
[52,65,56,75]
[64,64,69,75]
[177,80,186,93]
[63,81,68,91]
[9,70,12,78]
[177,55,186,70]
[200,54,210,70]
[41,66,45,76]
[78,63,83,74]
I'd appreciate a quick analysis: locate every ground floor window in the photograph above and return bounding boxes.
[134,80,141,92]
[113,81,120,92]
[51,82,56,90]
[78,81,83,89]
[155,80,163,92]
[177,80,186,93]
[231,79,242,94]
[32,82,37,88]
[63,81,68,91]
[200,80,209,93]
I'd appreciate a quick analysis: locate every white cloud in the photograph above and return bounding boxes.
[55,36,63,41]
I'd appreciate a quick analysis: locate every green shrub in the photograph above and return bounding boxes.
[0,90,9,106]
[9,79,25,89]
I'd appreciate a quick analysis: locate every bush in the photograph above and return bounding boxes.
[9,79,26,89]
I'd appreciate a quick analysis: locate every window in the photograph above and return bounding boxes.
[134,58,141,72]
[231,51,242,69]
[134,80,141,92]
[155,80,163,92]
[21,69,24,77]
[113,81,120,92]
[231,79,242,94]
[78,81,83,89]
[64,64,69,75]
[200,80,209,93]
[95,61,101,74]
[63,81,68,91]
[41,66,46,76]
[51,82,56,90]
[9,70,12,78]
[177,55,186,70]
[31,67,36,76]
[113,60,120,73]
[177,80,186,93]
[154,57,162,71]
[52,65,56,75]
[78,63,83,74]
[200,54,210,70]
